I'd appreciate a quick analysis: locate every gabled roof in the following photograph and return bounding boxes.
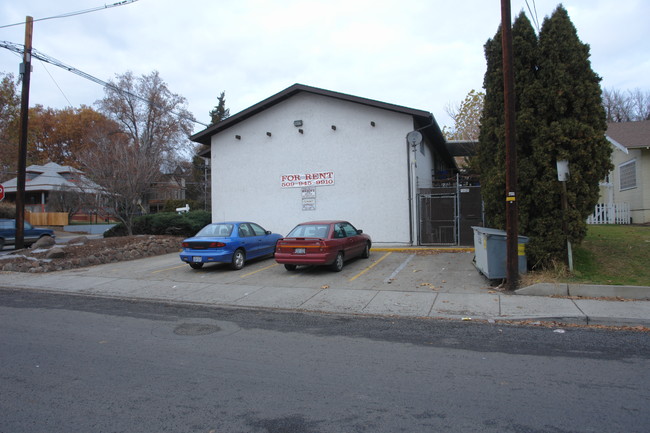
[191,84,450,164]
[606,120,650,150]
[2,161,102,193]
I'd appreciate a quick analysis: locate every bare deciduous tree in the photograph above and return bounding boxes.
[603,88,650,122]
[443,89,485,141]
[80,70,196,234]
[79,126,160,235]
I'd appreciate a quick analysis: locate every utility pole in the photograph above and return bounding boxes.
[16,16,33,250]
[500,0,519,291]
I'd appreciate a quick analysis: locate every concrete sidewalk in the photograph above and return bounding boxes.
[1,260,649,328]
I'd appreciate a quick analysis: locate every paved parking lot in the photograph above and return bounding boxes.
[66,249,493,295]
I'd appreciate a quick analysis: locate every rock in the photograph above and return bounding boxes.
[32,236,56,249]
[45,248,66,259]
[67,236,89,245]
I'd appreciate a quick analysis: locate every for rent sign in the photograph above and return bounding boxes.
[281,171,334,188]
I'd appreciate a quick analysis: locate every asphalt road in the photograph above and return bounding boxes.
[1,289,649,433]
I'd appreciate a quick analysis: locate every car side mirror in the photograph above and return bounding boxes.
[357,229,363,234]
[266,230,271,235]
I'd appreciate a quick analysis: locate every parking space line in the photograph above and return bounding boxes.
[151,264,187,274]
[240,262,279,278]
[349,252,391,282]
[384,254,415,283]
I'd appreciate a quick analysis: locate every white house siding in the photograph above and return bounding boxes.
[611,147,649,223]
[210,93,420,244]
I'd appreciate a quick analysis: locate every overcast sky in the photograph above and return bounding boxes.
[1,0,648,134]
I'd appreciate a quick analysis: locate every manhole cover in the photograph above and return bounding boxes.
[173,323,221,336]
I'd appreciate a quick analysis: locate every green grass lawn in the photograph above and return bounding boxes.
[570,225,650,286]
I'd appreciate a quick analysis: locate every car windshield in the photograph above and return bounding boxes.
[195,223,233,237]
[287,224,330,238]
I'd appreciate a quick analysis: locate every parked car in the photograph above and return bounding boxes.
[0,219,56,250]
[180,221,282,270]
[275,220,371,272]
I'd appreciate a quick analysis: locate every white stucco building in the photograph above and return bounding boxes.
[191,84,457,245]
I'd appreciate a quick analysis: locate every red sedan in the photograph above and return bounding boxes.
[275,220,371,272]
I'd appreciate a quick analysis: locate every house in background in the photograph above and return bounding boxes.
[191,83,463,245]
[147,165,187,213]
[598,120,650,224]
[2,161,103,215]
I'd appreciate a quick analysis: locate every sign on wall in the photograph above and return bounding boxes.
[302,187,316,211]
[281,171,334,188]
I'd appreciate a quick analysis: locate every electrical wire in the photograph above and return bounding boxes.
[524,0,540,32]
[0,1,140,30]
[37,58,73,107]
[0,40,208,127]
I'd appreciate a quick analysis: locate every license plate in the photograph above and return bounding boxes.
[294,248,305,254]
[192,256,202,263]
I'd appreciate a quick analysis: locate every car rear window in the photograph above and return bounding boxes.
[287,224,330,238]
[196,224,233,237]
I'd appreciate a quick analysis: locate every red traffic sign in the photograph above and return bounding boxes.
[0,183,4,201]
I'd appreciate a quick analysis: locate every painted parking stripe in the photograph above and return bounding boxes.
[151,264,187,274]
[383,254,415,283]
[349,252,391,282]
[240,262,279,278]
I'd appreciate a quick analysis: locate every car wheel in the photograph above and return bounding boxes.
[189,262,203,269]
[231,249,245,270]
[284,264,297,271]
[361,242,370,258]
[330,252,344,272]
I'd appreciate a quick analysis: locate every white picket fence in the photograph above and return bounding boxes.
[587,203,630,224]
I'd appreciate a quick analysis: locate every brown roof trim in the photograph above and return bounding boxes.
[191,83,439,145]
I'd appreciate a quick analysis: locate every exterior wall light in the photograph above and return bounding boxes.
[294,120,303,127]
[371,121,376,127]
[298,129,304,134]
[235,135,241,140]
[331,125,336,131]
[266,132,272,137]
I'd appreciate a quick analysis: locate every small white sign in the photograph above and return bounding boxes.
[302,198,316,211]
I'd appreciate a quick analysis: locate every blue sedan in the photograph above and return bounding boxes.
[180,222,282,270]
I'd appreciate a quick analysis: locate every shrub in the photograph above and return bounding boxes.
[0,201,16,218]
[104,211,212,238]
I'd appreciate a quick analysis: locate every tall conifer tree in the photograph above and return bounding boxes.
[526,5,612,265]
[479,6,611,268]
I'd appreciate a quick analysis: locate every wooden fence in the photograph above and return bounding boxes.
[26,212,69,227]
[587,203,630,225]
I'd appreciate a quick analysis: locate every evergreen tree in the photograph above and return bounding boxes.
[478,13,538,232]
[209,91,230,126]
[526,5,612,266]
[479,6,612,268]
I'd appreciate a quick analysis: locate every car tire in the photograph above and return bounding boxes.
[330,252,344,272]
[284,264,297,271]
[189,262,204,269]
[361,242,370,258]
[231,249,245,270]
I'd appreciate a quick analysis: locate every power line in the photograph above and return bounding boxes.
[525,0,540,32]
[0,40,208,127]
[0,1,140,30]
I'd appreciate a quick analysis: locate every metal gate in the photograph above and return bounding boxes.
[418,179,483,246]
[418,193,457,245]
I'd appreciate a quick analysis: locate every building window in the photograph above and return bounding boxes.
[619,160,636,191]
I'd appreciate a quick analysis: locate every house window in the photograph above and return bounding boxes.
[619,160,636,191]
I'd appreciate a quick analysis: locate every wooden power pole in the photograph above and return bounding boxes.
[500,1,519,290]
[16,16,33,250]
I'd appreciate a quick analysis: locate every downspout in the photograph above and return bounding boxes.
[406,139,413,246]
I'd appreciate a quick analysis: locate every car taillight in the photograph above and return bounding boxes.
[209,242,226,248]
[182,242,189,248]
